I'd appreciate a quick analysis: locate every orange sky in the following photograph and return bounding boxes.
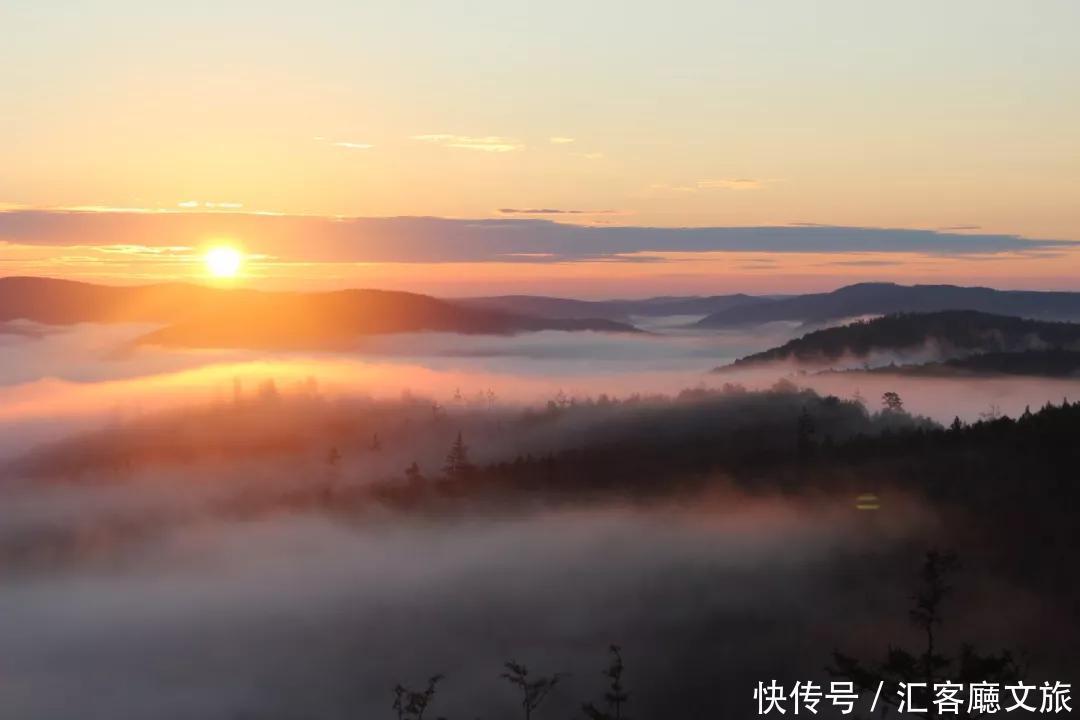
[2,213,1079,296]
[2,1,1079,296]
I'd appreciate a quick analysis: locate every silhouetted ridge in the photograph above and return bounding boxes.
[716,310,1080,371]
[454,293,771,321]
[871,349,1080,378]
[0,276,638,349]
[694,282,1080,327]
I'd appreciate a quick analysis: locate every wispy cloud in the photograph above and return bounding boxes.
[696,178,765,191]
[649,178,770,194]
[648,183,698,194]
[737,259,779,269]
[314,136,374,150]
[412,134,523,152]
[823,259,906,267]
[94,244,194,256]
[3,211,1073,264]
[496,208,620,216]
[57,205,167,214]
[549,136,575,144]
[177,201,244,210]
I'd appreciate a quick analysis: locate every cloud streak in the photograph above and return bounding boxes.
[651,179,770,193]
[497,208,620,216]
[314,136,374,150]
[177,201,244,209]
[412,134,523,152]
[0,210,1075,265]
[696,178,765,191]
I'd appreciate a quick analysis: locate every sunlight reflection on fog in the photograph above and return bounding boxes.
[1,322,1079,458]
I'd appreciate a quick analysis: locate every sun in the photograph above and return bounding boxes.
[205,245,244,278]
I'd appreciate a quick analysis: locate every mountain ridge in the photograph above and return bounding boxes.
[715,310,1080,372]
[694,282,1080,328]
[0,276,638,350]
[452,293,771,321]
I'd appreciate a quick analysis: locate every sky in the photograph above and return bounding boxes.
[2,0,1079,296]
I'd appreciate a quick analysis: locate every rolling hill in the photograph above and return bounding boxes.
[716,310,1080,371]
[453,293,771,321]
[0,276,637,350]
[694,282,1080,328]
[873,349,1080,378]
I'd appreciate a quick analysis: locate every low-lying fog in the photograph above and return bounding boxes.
[2,321,1078,455]
[2,489,1041,720]
[1,321,1075,718]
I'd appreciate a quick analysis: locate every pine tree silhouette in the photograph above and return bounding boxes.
[830,551,1021,720]
[443,431,473,481]
[797,407,817,458]
[404,461,424,486]
[581,645,629,720]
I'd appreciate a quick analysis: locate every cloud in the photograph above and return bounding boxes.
[412,134,523,152]
[937,224,982,231]
[496,208,619,216]
[1,210,1076,265]
[822,259,905,267]
[648,183,700,194]
[649,179,769,194]
[549,137,576,144]
[314,136,374,150]
[94,244,194,257]
[177,201,244,210]
[696,178,765,191]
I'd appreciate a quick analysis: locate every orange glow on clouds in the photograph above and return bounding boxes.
[3,242,1079,297]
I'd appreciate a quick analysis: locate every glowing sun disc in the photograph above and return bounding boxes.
[205,246,243,278]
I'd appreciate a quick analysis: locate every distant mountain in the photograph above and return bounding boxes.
[872,349,1080,378]
[694,282,1080,328]
[454,293,771,321]
[0,277,637,350]
[716,311,1080,371]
